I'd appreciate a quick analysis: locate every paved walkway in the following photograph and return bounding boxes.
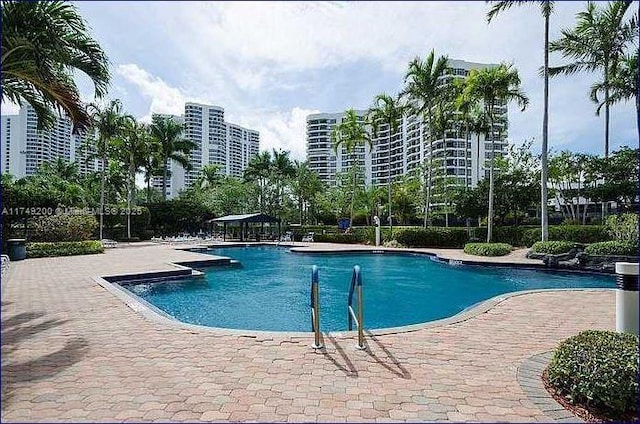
[1,244,614,422]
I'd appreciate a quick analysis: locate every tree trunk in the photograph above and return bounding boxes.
[541,13,550,242]
[127,158,134,239]
[146,175,151,203]
[487,119,495,243]
[388,128,393,233]
[350,164,356,226]
[162,157,168,200]
[99,154,106,240]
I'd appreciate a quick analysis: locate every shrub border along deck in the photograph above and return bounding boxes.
[517,352,582,423]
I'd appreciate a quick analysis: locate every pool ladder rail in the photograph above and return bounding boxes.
[310,265,323,349]
[347,265,366,350]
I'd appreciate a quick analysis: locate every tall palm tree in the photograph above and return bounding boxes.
[331,109,372,226]
[367,93,406,233]
[487,0,555,242]
[463,64,529,242]
[115,118,149,239]
[591,52,638,136]
[244,151,272,213]
[1,0,110,133]
[402,50,450,227]
[140,139,162,203]
[149,115,196,199]
[549,0,636,158]
[88,100,128,240]
[271,149,296,219]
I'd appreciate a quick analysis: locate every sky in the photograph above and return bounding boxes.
[2,1,638,161]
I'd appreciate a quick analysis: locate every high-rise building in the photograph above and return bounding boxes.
[153,103,260,198]
[1,105,98,179]
[306,59,508,193]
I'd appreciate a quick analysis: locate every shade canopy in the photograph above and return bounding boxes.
[208,213,280,224]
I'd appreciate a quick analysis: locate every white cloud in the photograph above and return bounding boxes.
[114,63,315,161]
[239,107,319,161]
[116,63,191,120]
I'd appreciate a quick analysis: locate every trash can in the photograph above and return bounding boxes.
[6,239,26,261]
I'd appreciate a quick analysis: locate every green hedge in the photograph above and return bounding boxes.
[463,243,512,256]
[547,330,638,418]
[30,214,98,242]
[530,241,576,255]
[314,233,364,244]
[522,225,609,247]
[393,227,468,248]
[26,241,104,258]
[584,241,637,256]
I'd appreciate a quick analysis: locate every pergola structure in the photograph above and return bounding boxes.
[208,213,281,242]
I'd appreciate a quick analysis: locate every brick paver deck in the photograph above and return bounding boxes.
[1,244,614,422]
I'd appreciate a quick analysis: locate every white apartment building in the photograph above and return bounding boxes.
[306,59,508,191]
[153,103,260,198]
[1,105,98,179]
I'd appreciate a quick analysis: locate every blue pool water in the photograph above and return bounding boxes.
[124,246,615,332]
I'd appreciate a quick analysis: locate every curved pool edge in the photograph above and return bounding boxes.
[94,272,613,339]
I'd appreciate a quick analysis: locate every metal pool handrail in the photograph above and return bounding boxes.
[347,265,366,350]
[310,265,323,349]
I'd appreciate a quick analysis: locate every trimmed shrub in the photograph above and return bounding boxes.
[26,241,104,258]
[522,225,609,247]
[605,213,639,246]
[463,242,512,256]
[530,241,576,255]
[314,233,363,244]
[547,330,638,417]
[392,227,468,248]
[584,241,637,256]
[30,214,98,242]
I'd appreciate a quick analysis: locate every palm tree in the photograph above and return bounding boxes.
[271,149,296,220]
[367,93,406,233]
[88,100,128,240]
[292,161,323,224]
[38,158,80,183]
[140,139,162,203]
[331,109,372,226]
[463,64,529,242]
[149,115,196,199]
[195,164,224,190]
[549,0,636,158]
[1,1,110,133]
[487,0,555,242]
[591,52,638,136]
[115,118,149,239]
[244,151,272,213]
[402,50,450,227]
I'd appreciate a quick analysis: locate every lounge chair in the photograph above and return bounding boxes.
[280,232,293,242]
[302,232,314,242]
[101,239,118,248]
[1,254,10,275]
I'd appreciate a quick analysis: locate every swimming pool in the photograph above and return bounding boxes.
[123,246,615,332]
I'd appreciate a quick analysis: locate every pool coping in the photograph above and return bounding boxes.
[94,245,614,339]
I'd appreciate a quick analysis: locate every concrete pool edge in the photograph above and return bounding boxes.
[94,267,613,339]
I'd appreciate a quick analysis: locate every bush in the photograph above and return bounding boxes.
[584,241,637,256]
[26,241,104,258]
[530,241,576,255]
[547,330,638,417]
[314,233,363,244]
[352,226,392,245]
[30,214,98,242]
[522,225,609,247]
[463,242,512,256]
[605,213,639,246]
[392,227,468,248]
